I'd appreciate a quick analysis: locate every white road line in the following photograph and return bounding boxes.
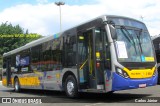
[85,103,103,106]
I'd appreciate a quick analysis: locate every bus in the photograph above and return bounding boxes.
[152,35,160,84]
[2,15,158,98]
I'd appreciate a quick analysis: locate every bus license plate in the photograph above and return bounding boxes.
[139,84,146,88]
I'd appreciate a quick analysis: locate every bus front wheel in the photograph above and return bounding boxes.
[64,75,78,98]
[14,78,21,92]
[157,67,160,84]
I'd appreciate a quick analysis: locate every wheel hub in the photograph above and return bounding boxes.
[15,81,19,91]
[67,81,74,95]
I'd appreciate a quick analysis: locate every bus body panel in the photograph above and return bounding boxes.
[2,76,7,86]
[104,69,112,92]
[2,68,78,91]
[112,72,158,91]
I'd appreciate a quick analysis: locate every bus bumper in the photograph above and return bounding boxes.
[112,72,158,91]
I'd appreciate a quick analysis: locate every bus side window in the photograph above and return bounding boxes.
[50,38,63,70]
[31,45,42,72]
[19,49,31,73]
[65,36,76,67]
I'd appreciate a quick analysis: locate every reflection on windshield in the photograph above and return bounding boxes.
[116,28,154,62]
[120,26,138,55]
[139,32,154,60]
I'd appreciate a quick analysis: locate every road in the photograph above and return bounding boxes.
[0,83,160,106]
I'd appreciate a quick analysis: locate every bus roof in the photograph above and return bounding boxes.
[3,15,144,57]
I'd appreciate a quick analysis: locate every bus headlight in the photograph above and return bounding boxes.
[116,68,129,78]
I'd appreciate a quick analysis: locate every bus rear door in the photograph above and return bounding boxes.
[6,58,12,86]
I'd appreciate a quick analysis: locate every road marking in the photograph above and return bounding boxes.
[85,103,103,106]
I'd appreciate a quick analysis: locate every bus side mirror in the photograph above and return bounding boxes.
[109,25,117,40]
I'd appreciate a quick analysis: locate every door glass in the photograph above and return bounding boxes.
[78,30,96,88]
[78,32,89,84]
[95,28,111,85]
[95,28,105,84]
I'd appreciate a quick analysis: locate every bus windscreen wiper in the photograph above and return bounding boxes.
[135,29,143,54]
[120,26,138,54]
[120,26,132,43]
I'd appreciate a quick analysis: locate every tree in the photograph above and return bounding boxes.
[0,22,43,55]
[0,22,43,80]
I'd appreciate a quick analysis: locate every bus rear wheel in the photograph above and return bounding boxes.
[14,78,21,92]
[64,75,78,98]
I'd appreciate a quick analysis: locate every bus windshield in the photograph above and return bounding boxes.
[115,27,155,62]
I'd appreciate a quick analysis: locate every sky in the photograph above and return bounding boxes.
[0,0,160,36]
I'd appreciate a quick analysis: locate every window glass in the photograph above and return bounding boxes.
[31,45,42,72]
[116,28,154,62]
[13,49,31,73]
[78,34,88,66]
[95,28,111,69]
[65,36,76,67]
[50,38,63,70]
[140,32,154,57]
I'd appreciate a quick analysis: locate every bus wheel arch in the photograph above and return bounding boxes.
[62,71,78,98]
[14,76,21,92]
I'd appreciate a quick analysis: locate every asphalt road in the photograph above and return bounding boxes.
[0,82,160,106]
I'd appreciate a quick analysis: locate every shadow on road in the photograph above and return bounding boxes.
[1,88,152,103]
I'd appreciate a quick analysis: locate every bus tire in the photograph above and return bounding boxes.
[158,74,160,85]
[157,67,160,84]
[106,91,114,95]
[14,78,21,92]
[64,75,78,98]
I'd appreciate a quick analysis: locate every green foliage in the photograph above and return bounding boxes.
[0,22,43,70]
[0,22,43,55]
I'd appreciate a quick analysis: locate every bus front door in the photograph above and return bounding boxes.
[78,28,107,90]
[94,28,107,90]
[6,58,11,86]
[78,30,96,89]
